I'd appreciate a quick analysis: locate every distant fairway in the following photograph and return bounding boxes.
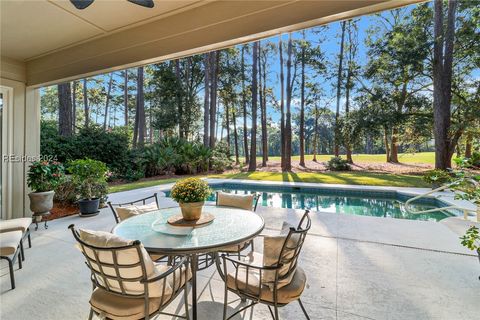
[241,152,435,165]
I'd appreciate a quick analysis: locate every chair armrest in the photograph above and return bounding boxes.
[141,256,188,283]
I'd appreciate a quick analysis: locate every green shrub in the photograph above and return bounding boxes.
[54,177,77,204]
[68,159,108,200]
[41,122,130,176]
[422,169,452,187]
[326,157,351,171]
[211,141,233,173]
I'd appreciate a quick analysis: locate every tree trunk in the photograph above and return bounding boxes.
[103,73,114,131]
[299,31,306,167]
[175,60,183,139]
[433,0,457,169]
[58,83,73,137]
[284,34,293,171]
[465,132,472,158]
[313,107,319,162]
[124,70,129,126]
[389,128,399,163]
[248,41,259,171]
[345,22,354,164]
[258,43,268,167]
[72,80,77,133]
[225,103,230,149]
[83,78,89,127]
[334,21,346,157]
[232,107,239,164]
[203,53,210,147]
[384,126,390,163]
[209,51,219,149]
[241,46,249,165]
[279,36,286,170]
[133,67,146,148]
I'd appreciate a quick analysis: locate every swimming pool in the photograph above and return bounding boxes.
[187,183,457,222]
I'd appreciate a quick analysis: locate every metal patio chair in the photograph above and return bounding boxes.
[108,193,160,224]
[217,210,312,320]
[69,224,190,320]
[216,191,260,259]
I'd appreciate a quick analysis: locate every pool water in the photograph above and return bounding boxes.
[203,185,454,222]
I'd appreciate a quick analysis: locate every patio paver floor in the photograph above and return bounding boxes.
[1,186,479,320]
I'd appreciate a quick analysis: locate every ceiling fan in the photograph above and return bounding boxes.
[70,0,154,10]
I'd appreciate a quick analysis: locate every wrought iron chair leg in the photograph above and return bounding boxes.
[27,230,32,248]
[88,308,94,320]
[184,279,190,320]
[267,305,276,320]
[20,240,25,261]
[7,258,15,290]
[274,304,279,320]
[223,284,228,320]
[298,299,310,320]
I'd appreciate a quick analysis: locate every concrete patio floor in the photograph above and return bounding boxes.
[1,185,479,320]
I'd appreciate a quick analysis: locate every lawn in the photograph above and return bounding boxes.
[243,152,435,164]
[109,171,428,193]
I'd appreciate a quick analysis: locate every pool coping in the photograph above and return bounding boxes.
[156,178,478,222]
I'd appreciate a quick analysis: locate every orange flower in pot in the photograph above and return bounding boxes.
[170,178,211,220]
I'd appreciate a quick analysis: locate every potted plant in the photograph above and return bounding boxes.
[422,169,452,190]
[27,160,65,221]
[460,225,480,280]
[170,178,211,220]
[68,159,108,216]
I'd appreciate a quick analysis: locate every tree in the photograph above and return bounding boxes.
[203,53,210,146]
[133,66,145,148]
[248,41,259,171]
[83,78,89,127]
[123,70,129,126]
[433,0,458,169]
[58,82,73,137]
[72,80,77,132]
[241,45,250,165]
[334,21,346,157]
[209,51,219,149]
[103,73,114,130]
[279,36,286,170]
[299,31,306,167]
[284,34,295,171]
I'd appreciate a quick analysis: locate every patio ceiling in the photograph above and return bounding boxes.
[1,0,423,87]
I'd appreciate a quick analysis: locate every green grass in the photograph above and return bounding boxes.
[109,177,181,194]
[209,171,428,188]
[240,152,435,164]
[110,171,428,193]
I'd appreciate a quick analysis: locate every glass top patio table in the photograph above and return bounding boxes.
[113,206,264,254]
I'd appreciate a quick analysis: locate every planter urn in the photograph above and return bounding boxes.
[179,201,204,220]
[28,191,55,218]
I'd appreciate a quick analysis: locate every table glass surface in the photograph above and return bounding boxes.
[113,206,264,253]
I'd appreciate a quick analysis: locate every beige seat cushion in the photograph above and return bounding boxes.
[77,229,166,297]
[217,192,255,211]
[0,231,22,256]
[0,218,32,233]
[226,264,306,304]
[90,263,191,320]
[263,222,300,289]
[219,241,251,253]
[116,202,158,221]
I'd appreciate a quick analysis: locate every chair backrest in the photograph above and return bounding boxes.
[108,193,159,224]
[275,210,311,284]
[69,224,151,298]
[215,191,260,212]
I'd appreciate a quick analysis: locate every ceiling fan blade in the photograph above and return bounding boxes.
[127,0,154,8]
[70,0,95,10]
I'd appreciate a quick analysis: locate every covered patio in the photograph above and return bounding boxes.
[1,183,478,319]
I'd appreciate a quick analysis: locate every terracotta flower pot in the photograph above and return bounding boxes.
[28,190,55,215]
[179,201,204,220]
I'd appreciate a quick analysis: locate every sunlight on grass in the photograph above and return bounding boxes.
[109,178,180,194]
[208,171,428,187]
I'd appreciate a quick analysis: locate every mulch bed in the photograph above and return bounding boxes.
[45,202,79,221]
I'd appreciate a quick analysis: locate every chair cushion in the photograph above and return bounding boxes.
[219,241,251,253]
[90,263,191,320]
[226,265,306,304]
[116,202,158,221]
[0,231,22,256]
[217,192,255,211]
[263,222,299,289]
[77,229,165,297]
[0,218,32,233]
[90,288,163,320]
